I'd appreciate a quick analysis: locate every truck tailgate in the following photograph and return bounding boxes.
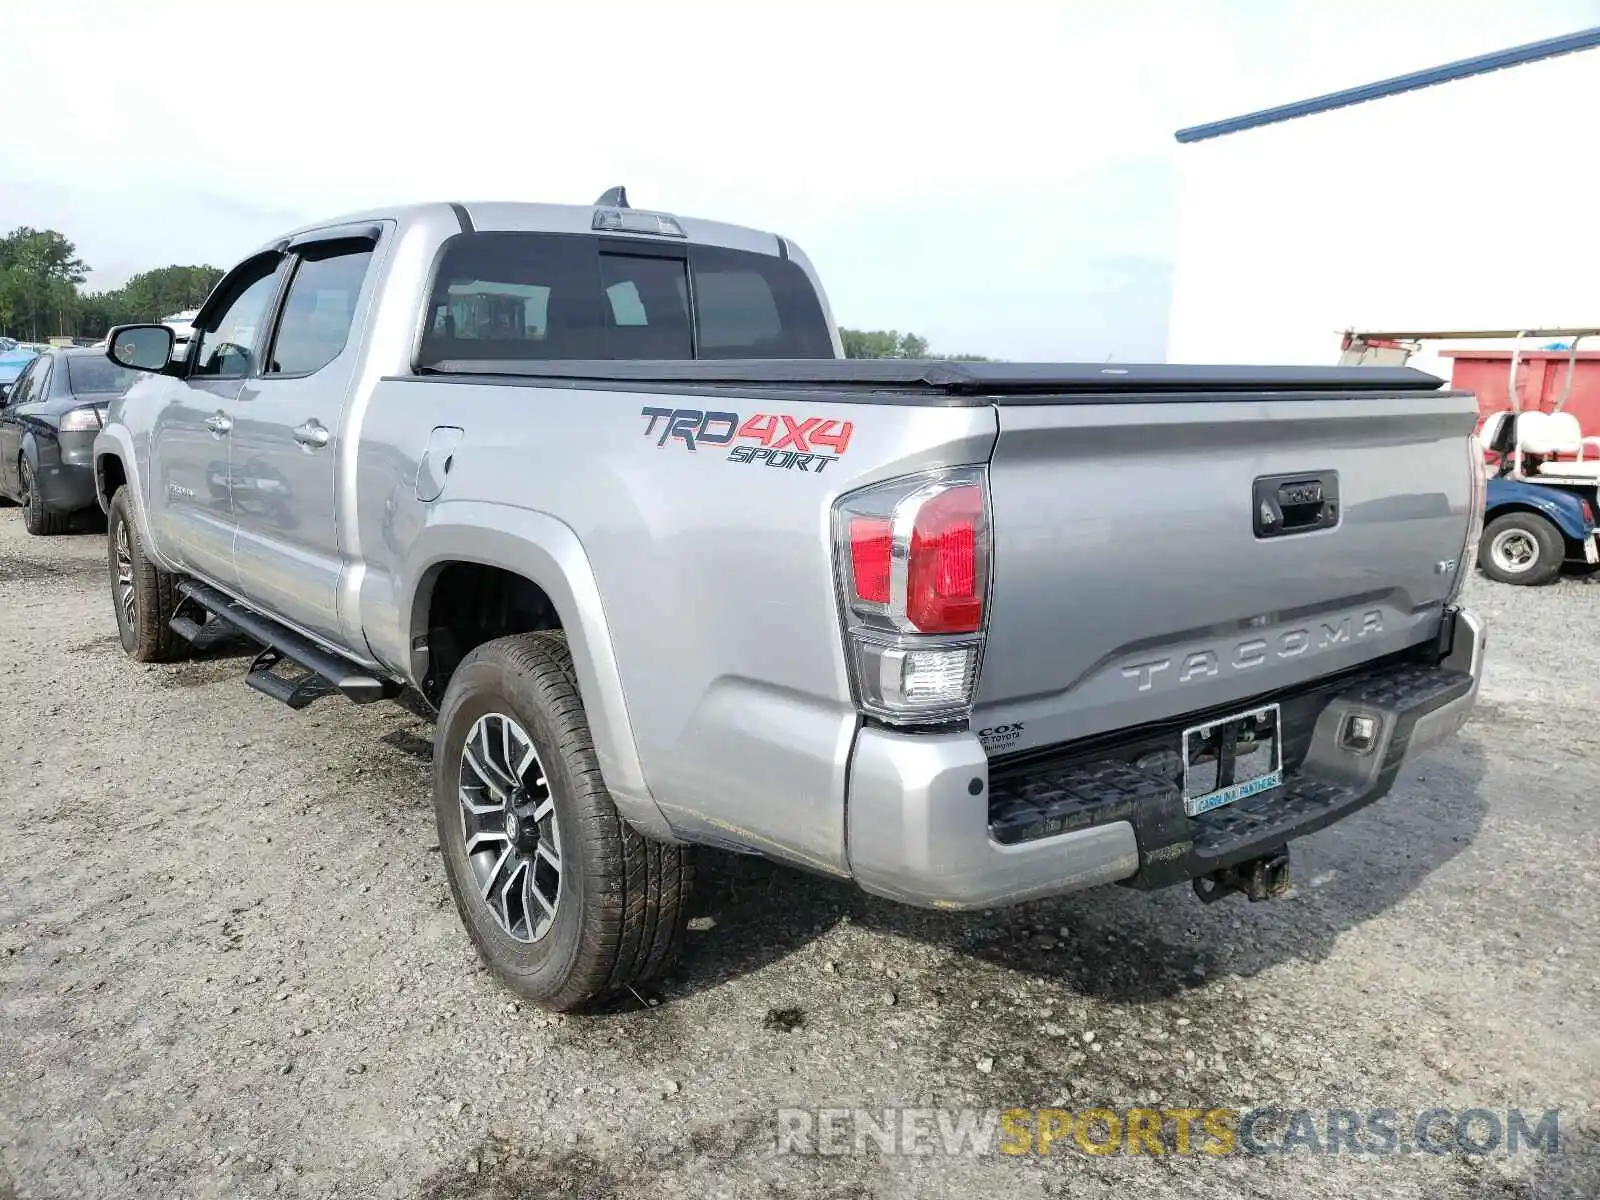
[974,392,1479,751]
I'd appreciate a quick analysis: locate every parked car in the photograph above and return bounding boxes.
[93,194,1487,1012]
[0,348,139,534]
[0,345,39,401]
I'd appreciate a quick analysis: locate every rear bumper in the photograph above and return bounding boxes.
[845,606,1485,910]
[31,435,98,513]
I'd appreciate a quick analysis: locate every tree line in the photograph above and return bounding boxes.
[1,223,987,360]
[840,328,987,361]
[0,226,225,343]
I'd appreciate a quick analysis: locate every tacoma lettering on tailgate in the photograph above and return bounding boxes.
[1120,610,1385,694]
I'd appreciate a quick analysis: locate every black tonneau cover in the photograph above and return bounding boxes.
[421,358,1444,396]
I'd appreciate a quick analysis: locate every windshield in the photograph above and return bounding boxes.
[66,355,140,395]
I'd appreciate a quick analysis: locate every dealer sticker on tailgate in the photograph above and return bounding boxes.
[1182,703,1283,817]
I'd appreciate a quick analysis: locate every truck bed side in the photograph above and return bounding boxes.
[352,377,998,875]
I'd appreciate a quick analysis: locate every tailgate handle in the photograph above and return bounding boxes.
[1253,471,1339,538]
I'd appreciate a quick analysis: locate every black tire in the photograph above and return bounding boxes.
[433,631,694,1012]
[19,458,69,536]
[107,486,187,662]
[1479,511,1564,586]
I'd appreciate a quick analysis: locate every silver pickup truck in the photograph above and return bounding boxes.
[94,191,1487,1011]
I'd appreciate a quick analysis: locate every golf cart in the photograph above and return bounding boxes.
[1343,325,1600,586]
[1478,409,1600,584]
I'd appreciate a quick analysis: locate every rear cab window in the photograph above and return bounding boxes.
[417,233,832,367]
[65,356,140,395]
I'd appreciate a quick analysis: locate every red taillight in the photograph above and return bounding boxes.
[849,515,892,604]
[832,467,990,724]
[1584,498,1596,526]
[906,484,984,633]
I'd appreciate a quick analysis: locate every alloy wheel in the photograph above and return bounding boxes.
[114,519,137,625]
[459,712,562,943]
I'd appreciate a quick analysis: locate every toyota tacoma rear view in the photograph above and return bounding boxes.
[92,190,1487,1011]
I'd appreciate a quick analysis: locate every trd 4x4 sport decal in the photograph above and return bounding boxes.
[639,406,854,473]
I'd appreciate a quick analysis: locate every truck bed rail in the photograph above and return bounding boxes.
[417,358,1445,398]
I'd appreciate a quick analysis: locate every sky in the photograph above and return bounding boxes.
[3,0,1597,361]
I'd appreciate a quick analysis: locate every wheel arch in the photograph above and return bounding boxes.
[17,427,43,476]
[95,448,128,514]
[403,502,674,841]
[92,425,178,574]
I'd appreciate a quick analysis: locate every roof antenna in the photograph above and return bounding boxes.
[594,186,629,209]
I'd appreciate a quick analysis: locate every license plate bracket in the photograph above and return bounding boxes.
[1182,703,1283,817]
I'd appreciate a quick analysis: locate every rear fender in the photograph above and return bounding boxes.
[17,431,52,501]
[18,428,43,472]
[403,500,674,841]
[1484,477,1594,542]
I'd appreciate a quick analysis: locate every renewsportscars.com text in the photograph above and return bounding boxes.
[775,1106,1566,1158]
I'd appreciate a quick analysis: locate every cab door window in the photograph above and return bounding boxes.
[190,256,284,379]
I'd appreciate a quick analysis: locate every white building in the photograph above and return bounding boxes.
[1165,28,1600,381]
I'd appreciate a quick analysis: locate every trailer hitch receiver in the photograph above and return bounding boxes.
[1193,849,1292,904]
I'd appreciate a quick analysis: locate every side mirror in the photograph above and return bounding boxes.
[0,384,10,405]
[108,324,176,373]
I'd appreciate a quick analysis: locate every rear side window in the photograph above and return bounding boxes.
[29,359,53,402]
[417,232,833,367]
[267,242,374,376]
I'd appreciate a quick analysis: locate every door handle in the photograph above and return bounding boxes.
[204,412,232,435]
[294,420,331,449]
[1253,471,1339,538]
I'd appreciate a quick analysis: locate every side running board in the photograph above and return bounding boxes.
[170,580,400,709]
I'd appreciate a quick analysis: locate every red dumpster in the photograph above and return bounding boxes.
[1443,349,1600,437]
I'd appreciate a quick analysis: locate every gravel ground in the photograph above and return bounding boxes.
[1,512,1598,1200]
